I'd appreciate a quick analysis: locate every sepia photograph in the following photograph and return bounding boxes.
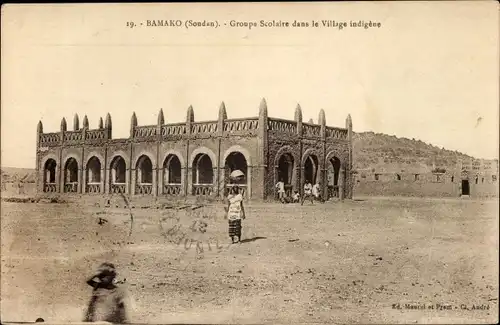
[1,2,498,324]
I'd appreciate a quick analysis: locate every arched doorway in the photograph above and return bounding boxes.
[163,154,182,195]
[136,155,153,195]
[64,157,79,193]
[86,156,101,193]
[192,153,214,196]
[276,153,295,199]
[110,156,126,193]
[224,152,248,197]
[327,157,341,199]
[303,155,319,185]
[43,159,57,192]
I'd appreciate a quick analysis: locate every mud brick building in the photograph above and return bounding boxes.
[353,159,498,198]
[36,99,354,201]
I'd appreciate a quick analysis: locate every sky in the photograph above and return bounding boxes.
[1,2,498,168]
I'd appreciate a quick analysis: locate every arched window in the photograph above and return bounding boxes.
[109,156,126,194]
[136,155,153,184]
[85,156,102,193]
[110,156,126,184]
[327,156,341,199]
[86,156,101,183]
[164,154,182,184]
[44,159,57,184]
[43,159,57,193]
[192,154,213,185]
[64,157,78,192]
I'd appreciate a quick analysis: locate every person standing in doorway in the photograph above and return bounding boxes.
[301,180,314,205]
[275,179,286,203]
[226,185,246,244]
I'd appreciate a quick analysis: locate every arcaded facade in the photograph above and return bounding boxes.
[36,99,354,201]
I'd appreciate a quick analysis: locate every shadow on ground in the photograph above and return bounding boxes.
[240,236,267,243]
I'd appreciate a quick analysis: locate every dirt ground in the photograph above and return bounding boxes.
[1,196,498,324]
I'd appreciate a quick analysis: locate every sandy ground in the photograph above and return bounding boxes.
[1,197,498,324]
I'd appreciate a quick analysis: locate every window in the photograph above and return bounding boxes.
[451,176,454,183]
[414,174,420,181]
[396,174,401,181]
[493,175,497,182]
[374,174,379,181]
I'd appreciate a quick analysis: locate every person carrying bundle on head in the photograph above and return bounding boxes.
[226,170,247,244]
[226,185,246,244]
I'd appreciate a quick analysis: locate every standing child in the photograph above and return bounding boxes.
[292,190,300,203]
[226,185,246,244]
[275,179,286,203]
[301,180,314,205]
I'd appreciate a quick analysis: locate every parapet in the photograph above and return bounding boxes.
[37,99,352,147]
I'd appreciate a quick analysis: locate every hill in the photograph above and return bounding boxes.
[352,132,475,173]
[1,167,36,183]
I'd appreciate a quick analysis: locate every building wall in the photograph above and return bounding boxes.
[354,179,459,197]
[265,113,351,200]
[354,171,499,198]
[37,122,262,199]
[36,104,353,201]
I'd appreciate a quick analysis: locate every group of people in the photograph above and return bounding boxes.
[275,179,324,205]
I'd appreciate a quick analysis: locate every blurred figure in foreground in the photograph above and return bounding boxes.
[84,262,128,323]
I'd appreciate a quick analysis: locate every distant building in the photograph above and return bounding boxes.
[457,158,499,196]
[35,99,354,201]
[354,159,498,198]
